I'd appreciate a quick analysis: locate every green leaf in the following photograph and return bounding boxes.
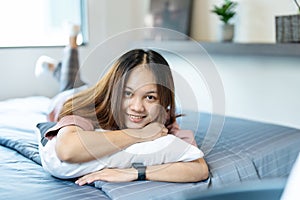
[211,0,237,24]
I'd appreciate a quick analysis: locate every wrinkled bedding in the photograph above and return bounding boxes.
[1,96,300,200]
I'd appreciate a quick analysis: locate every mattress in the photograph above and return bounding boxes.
[1,96,299,200]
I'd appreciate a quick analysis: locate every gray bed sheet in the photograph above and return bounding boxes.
[1,96,300,200]
[0,145,109,200]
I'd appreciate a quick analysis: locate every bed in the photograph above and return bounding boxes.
[1,96,300,200]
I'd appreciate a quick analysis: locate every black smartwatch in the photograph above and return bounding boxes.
[132,163,146,180]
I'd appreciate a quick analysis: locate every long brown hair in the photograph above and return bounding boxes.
[58,49,176,130]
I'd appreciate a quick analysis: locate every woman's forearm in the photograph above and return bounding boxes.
[55,126,137,163]
[55,123,167,163]
[145,158,209,182]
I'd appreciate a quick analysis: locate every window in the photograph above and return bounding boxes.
[0,0,88,47]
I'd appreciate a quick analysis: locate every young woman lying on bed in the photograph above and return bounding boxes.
[36,27,208,185]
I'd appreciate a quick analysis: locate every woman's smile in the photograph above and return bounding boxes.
[127,113,146,123]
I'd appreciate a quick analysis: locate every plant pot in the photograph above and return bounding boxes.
[275,14,300,43]
[218,24,235,42]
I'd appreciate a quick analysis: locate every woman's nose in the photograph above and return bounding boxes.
[129,97,145,112]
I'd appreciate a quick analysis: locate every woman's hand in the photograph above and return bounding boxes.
[75,168,137,186]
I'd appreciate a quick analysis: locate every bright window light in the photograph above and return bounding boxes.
[0,0,87,47]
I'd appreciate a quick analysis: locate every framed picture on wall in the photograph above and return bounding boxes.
[144,0,193,40]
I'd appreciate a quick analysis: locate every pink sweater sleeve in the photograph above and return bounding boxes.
[45,115,94,140]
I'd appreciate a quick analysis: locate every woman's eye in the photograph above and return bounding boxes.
[124,91,132,98]
[146,95,157,101]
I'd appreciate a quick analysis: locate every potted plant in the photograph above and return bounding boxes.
[211,0,238,42]
[275,0,300,43]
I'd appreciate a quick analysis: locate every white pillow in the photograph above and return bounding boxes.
[38,130,203,179]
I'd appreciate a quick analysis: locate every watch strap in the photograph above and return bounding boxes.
[132,163,146,180]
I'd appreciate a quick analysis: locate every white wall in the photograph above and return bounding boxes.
[0,0,300,129]
[206,54,300,129]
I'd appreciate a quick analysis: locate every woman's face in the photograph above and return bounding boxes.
[122,66,162,129]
